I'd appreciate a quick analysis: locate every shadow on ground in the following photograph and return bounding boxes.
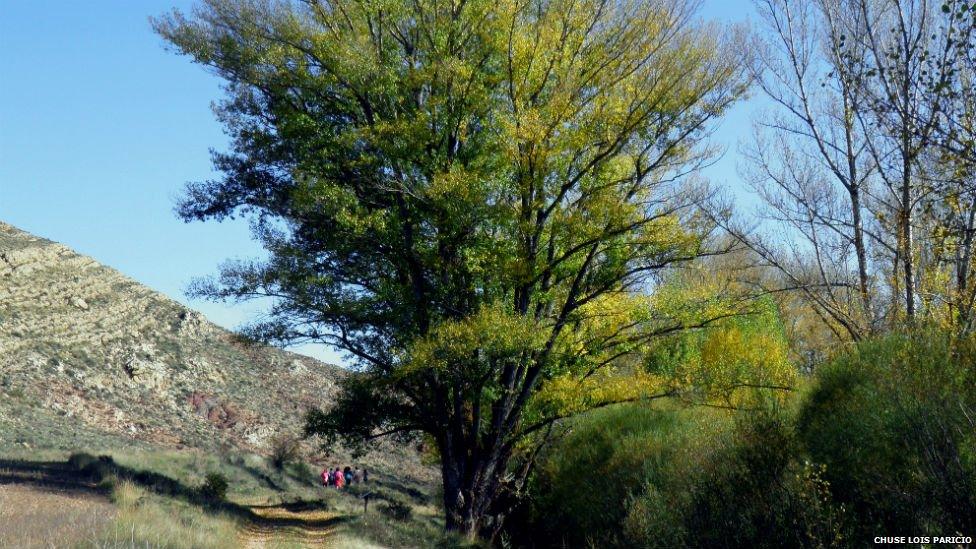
[0,455,345,531]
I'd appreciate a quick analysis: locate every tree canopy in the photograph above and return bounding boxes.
[154,0,748,537]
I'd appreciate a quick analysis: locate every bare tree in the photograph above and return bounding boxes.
[928,9,976,328]
[738,0,976,341]
[836,0,971,320]
[733,0,880,342]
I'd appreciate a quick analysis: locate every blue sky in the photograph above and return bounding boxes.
[0,0,756,365]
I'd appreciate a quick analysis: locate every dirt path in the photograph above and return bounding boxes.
[238,503,347,548]
[0,458,352,548]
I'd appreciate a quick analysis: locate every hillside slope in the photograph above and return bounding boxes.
[0,221,341,452]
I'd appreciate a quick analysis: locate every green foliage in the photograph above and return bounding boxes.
[155,0,749,534]
[524,405,722,547]
[515,404,844,548]
[646,296,796,407]
[380,499,414,522]
[67,451,99,471]
[67,452,116,482]
[516,330,976,547]
[199,472,229,502]
[797,330,976,541]
[268,433,301,470]
[624,410,846,549]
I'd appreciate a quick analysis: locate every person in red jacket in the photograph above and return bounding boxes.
[334,467,345,489]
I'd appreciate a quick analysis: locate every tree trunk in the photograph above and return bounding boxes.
[892,250,903,318]
[850,187,871,325]
[442,478,481,539]
[440,442,505,541]
[902,156,916,320]
[899,23,917,322]
[953,196,976,328]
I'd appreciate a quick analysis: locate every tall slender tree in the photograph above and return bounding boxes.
[737,0,880,342]
[839,0,968,320]
[733,0,976,345]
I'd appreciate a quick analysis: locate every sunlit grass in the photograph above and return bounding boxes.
[80,479,240,549]
[0,444,455,548]
[0,484,115,548]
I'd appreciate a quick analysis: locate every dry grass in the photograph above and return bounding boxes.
[326,535,388,549]
[0,483,115,548]
[90,480,240,549]
[0,479,240,549]
[0,447,450,548]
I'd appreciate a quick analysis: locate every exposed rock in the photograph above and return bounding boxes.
[186,391,239,429]
[0,221,342,452]
[176,309,213,338]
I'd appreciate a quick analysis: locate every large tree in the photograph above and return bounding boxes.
[155,0,747,537]
[831,0,972,321]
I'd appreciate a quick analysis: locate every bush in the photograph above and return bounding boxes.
[269,433,301,470]
[380,499,414,521]
[512,405,727,547]
[512,402,847,548]
[797,331,976,543]
[623,410,846,548]
[199,472,229,502]
[513,330,976,548]
[288,460,314,484]
[67,452,98,470]
[68,452,115,481]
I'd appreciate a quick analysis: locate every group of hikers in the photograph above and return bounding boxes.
[321,465,368,489]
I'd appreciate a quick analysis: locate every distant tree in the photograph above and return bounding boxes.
[154,0,747,538]
[926,3,976,329]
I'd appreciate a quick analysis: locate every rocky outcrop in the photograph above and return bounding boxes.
[186,392,239,428]
[0,221,341,452]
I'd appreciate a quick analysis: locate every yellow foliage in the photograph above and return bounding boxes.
[397,303,549,377]
[534,368,671,419]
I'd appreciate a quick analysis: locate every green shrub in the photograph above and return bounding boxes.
[380,499,414,521]
[287,460,314,484]
[797,331,976,542]
[67,452,115,481]
[269,433,301,470]
[67,452,98,470]
[515,405,727,547]
[624,410,846,548]
[199,472,229,502]
[510,330,976,548]
[513,403,845,548]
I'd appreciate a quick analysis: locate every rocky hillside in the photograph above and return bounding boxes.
[0,221,342,453]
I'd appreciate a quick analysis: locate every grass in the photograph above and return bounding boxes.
[0,483,115,548]
[322,485,462,549]
[84,479,240,549]
[0,443,461,548]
